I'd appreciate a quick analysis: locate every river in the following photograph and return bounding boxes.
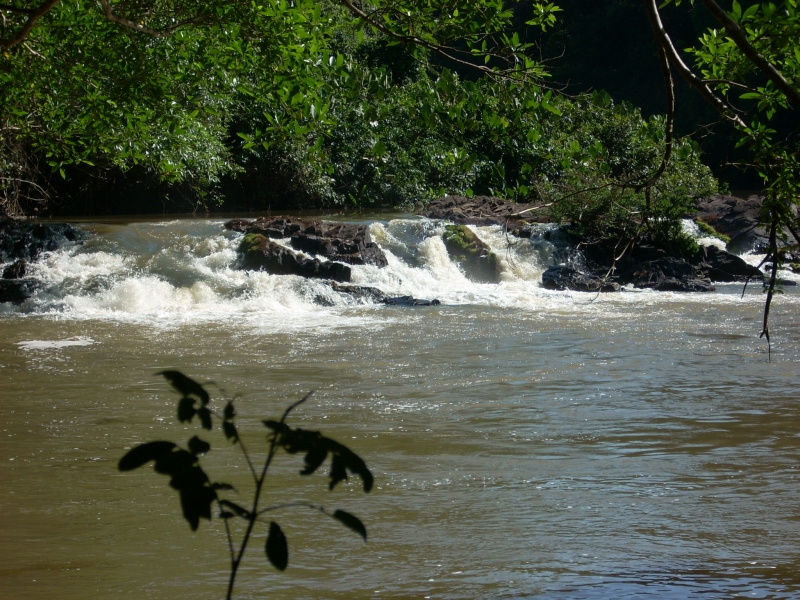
[1,215,799,599]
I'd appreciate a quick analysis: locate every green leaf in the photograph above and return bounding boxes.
[266,522,288,571]
[332,509,367,540]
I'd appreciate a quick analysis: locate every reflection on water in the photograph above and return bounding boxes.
[1,218,800,598]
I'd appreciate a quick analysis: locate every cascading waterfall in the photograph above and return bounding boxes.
[1,216,796,322]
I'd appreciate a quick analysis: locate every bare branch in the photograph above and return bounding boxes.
[698,0,800,108]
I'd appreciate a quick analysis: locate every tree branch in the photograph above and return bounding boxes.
[643,0,747,129]
[0,0,59,48]
[336,0,535,82]
[97,0,177,38]
[698,0,800,108]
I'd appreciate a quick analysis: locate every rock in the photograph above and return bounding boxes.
[328,282,387,304]
[699,245,762,282]
[0,279,34,303]
[382,295,441,306]
[0,219,87,262]
[227,216,388,269]
[2,259,27,279]
[617,257,715,292]
[442,224,501,284]
[542,265,620,292]
[419,195,548,227]
[238,234,351,282]
[692,194,798,254]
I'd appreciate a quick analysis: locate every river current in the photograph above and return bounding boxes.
[1,215,799,599]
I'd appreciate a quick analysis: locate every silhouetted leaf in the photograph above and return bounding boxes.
[188,435,211,456]
[266,521,288,571]
[219,500,251,520]
[197,407,213,431]
[223,421,238,443]
[263,421,373,492]
[332,509,367,540]
[177,397,196,423]
[154,448,197,477]
[118,441,177,471]
[219,510,234,519]
[329,453,348,490]
[300,446,327,476]
[179,484,216,531]
[223,400,236,420]
[212,483,235,492]
[158,370,210,405]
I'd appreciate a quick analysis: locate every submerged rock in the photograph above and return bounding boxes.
[0,279,35,303]
[238,233,351,282]
[317,282,440,306]
[2,259,27,279]
[542,266,620,293]
[382,295,440,306]
[226,216,387,268]
[442,224,501,284]
[0,219,87,304]
[0,219,86,262]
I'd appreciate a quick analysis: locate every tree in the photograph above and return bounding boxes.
[644,0,800,352]
[1,0,562,214]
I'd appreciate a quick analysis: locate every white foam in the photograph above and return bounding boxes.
[17,337,96,350]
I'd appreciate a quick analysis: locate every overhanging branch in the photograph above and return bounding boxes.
[699,0,800,108]
[643,0,747,129]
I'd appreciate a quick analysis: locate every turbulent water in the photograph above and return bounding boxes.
[1,215,799,599]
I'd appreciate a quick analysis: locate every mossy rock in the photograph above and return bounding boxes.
[239,232,268,256]
[694,218,731,244]
[442,224,501,283]
[790,262,800,274]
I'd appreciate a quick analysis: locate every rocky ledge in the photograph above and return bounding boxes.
[226,216,387,283]
[0,219,87,304]
[418,195,548,233]
[226,217,439,306]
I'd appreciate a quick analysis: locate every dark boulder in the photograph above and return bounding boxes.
[327,282,388,304]
[699,245,762,282]
[693,194,798,254]
[382,295,441,306]
[617,257,715,292]
[542,265,620,292]
[0,219,87,262]
[0,279,34,303]
[227,216,387,269]
[442,224,501,284]
[238,234,351,282]
[2,259,27,279]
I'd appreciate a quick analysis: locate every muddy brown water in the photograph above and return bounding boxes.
[1,218,799,599]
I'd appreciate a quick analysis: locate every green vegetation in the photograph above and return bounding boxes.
[1,1,797,291]
[118,371,372,600]
[694,218,731,244]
